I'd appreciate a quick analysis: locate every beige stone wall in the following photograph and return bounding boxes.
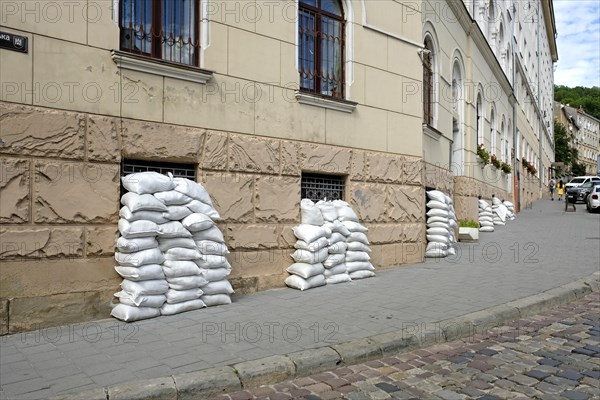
[453,176,510,223]
[1,101,426,333]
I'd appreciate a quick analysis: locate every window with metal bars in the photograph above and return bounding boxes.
[301,173,345,202]
[423,37,434,126]
[120,159,196,196]
[119,0,200,67]
[298,0,345,99]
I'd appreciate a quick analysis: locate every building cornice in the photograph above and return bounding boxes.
[295,92,358,113]
[541,0,559,62]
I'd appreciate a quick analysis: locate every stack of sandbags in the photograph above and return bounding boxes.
[504,201,516,220]
[425,190,454,258]
[112,172,232,322]
[320,202,352,284]
[491,196,507,226]
[286,218,329,290]
[334,200,374,280]
[478,199,495,232]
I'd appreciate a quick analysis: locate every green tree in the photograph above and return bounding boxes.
[553,120,581,175]
[554,85,600,120]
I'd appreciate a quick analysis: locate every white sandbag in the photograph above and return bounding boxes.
[479,220,494,227]
[182,213,214,232]
[121,279,169,296]
[347,232,369,245]
[426,190,446,202]
[287,263,325,279]
[345,251,370,262]
[162,205,193,221]
[323,254,345,268]
[316,201,338,222]
[494,221,506,226]
[119,206,169,224]
[349,270,375,280]
[164,247,202,261]
[426,234,450,243]
[492,197,502,206]
[116,236,158,253]
[328,241,348,254]
[426,208,449,218]
[192,226,225,243]
[479,211,493,217]
[425,248,448,258]
[427,216,450,224]
[166,275,210,291]
[158,237,197,252]
[162,260,201,278]
[337,206,359,222]
[114,264,165,281]
[479,226,494,232]
[154,190,193,205]
[115,248,165,267]
[158,221,193,238]
[121,172,175,194]
[426,241,448,251]
[118,219,161,238]
[342,221,368,233]
[426,227,450,236]
[448,210,456,221]
[111,303,161,322]
[195,241,229,256]
[185,200,220,219]
[301,199,325,226]
[165,288,204,304]
[426,200,449,210]
[427,221,451,229]
[328,232,347,245]
[195,255,231,269]
[324,220,351,236]
[199,267,231,282]
[447,247,457,256]
[292,225,330,244]
[444,194,453,205]
[346,242,372,253]
[291,248,329,264]
[346,261,375,273]
[504,201,514,207]
[114,291,166,308]
[202,280,234,295]
[294,237,330,252]
[448,219,458,228]
[323,263,347,276]
[285,274,326,291]
[121,192,168,212]
[326,273,351,284]
[479,216,493,222]
[160,299,206,315]
[202,294,232,307]
[495,204,508,222]
[173,178,214,206]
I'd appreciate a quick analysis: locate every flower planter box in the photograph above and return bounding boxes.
[458,227,479,242]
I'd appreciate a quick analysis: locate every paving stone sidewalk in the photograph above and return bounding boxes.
[1,199,599,399]
[216,292,600,400]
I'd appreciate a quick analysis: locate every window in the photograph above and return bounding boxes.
[119,0,200,66]
[121,159,196,196]
[476,92,483,145]
[423,37,434,126]
[301,173,345,202]
[298,0,345,99]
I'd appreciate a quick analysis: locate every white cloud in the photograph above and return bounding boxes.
[554,0,600,87]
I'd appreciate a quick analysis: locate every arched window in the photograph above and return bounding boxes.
[499,117,505,159]
[487,0,496,41]
[476,92,484,145]
[490,107,496,153]
[423,37,434,125]
[299,0,345,99]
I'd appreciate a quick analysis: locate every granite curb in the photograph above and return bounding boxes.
[49,271,600,400]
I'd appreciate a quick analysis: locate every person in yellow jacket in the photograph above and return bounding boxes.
[557,179,565,201]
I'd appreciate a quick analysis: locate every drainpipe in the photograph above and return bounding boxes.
[537,2,543,193]
[511,5,519,211]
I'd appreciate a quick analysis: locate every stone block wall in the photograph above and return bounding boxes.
[1,101,427,333]
[453,176,510,222]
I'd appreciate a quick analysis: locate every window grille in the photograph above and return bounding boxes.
[298,0,345,99]
[301,173,345,202]
[119,0,200,66]
[120,159,196,196]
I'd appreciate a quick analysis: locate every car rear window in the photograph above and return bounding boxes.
[569,178,585,184]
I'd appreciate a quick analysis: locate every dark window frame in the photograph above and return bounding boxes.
[298,0,346,99]
[423,37,434,126]
[301,173,345,202]
[119,0,201,67]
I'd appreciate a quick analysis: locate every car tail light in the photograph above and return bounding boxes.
[593,194,599,200]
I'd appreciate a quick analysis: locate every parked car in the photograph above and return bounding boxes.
[586,184,600,213]
[567,179,600,203]
[565,176,600,190]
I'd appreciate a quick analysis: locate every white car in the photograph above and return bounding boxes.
[565,176,600,191]
[586,184,600,213]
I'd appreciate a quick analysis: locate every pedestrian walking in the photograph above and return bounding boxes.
[557,179,565,201]
[549,178,556,200]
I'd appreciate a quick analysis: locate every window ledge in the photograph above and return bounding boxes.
[423,124,443,141]
[111,50,213,84]
[296,92,357,113]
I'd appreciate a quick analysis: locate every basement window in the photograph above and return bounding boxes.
[301,173,345,202]
[120,159,196,196]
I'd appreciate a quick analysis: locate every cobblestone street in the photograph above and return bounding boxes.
[214,293,600,400]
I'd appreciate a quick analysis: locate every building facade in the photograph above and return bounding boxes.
[0,0,557,333]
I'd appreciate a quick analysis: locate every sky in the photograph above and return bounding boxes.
[553,0,600,88]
